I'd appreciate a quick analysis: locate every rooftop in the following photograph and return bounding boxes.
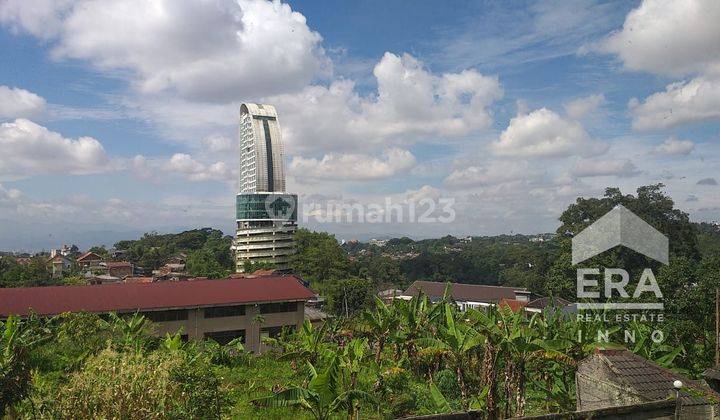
[584,349,718,405]
[0,275,315,317]
[104,261,133,268]
[403,280,528,304]
[499,298,528,312]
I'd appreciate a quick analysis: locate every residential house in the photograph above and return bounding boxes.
[103,261,134,279]
[76,252,103,269]
[153,262,190,281]
[400,280,532,311]
[0,275,314,354]
[576,349,719,418]
[48,254,73,278]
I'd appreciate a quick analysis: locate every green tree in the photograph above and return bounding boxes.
[187,248,227,278]
[325,277,374,316]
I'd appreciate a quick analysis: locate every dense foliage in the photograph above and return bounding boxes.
[0,297,685,418]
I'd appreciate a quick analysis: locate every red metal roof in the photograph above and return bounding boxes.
[499,298,528,312]
[0,275,315,317]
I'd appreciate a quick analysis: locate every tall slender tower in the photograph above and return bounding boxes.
[233,104,297,273]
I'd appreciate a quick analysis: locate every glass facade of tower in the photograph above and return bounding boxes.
[236,193,298,221]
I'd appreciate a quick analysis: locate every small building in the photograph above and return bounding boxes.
[378,288,404,304]
[524,296,572,314]
[577,349,719,418]
[103,261,134,278]
[304,305,331,327]
[48,255,73,278]
[76,252,103,268]
[0,275,314,354]
[400,280,532,311]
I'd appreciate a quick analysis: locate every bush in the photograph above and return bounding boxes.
[34,348,225,419]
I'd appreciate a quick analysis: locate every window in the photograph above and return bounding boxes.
[142,309,188,322]
[260,325,292,340]
[259,301,298,314]
[204,329,245,346]
[204,305,246,318]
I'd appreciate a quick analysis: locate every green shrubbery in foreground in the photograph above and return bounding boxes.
[1,295,684,419]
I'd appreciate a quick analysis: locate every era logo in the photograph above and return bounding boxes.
[577,268,662,299]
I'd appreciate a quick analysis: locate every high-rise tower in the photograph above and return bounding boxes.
[232,104,297,273]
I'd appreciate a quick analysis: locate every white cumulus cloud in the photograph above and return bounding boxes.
[629,77,720,130]
[272,52,503,154]
[569,159,641,178]
[166,153,234,182]
[490,108,608,158]
[563,93,605,119]
[290,148,416,181]
[653,138,695,155]
[0,0,329,102]
[601,0,720,78]
[444,161,539,188]
[0,119,109,180]
[0,85,46,119]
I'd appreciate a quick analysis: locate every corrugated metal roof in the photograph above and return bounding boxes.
[0,275,314,317]
[526,296,571,309]
[403,280,527,304]
[499,298,528,312]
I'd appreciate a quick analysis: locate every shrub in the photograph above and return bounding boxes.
[35,348,225,419]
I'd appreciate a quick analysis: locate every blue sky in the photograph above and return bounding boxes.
[0,0,718,250]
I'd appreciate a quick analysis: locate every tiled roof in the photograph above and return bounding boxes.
[304,306,331,322]
[591,349,718,404]
[403,280,527,304]
[76,252,103,262]
[0,275,315,317]
[104,261,132,268]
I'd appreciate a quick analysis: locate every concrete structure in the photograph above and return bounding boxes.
[400,280,532,311]
[48,254,73,278]
[233,103,297,272]
[102,261,134,279]
[576,349,719,418]
[0,275,314,354]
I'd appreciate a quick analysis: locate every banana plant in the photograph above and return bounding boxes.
[253,354,376,420]
[0,315,49,415]
[277,319,332,365]
[415,303,483,409]
[360,298,399,363]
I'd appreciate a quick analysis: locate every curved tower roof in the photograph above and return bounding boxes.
[238,103,286,193]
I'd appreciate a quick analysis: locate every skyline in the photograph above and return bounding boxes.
[1,0,719,250]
